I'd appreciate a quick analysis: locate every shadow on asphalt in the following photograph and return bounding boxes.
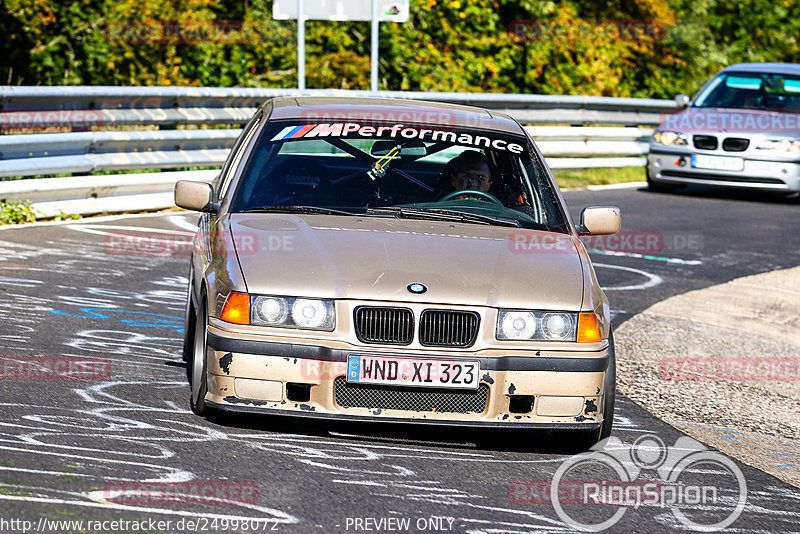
[205,409,595,455]
[637,184,799,204]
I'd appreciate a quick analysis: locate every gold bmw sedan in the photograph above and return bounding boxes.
[175,96,621,447]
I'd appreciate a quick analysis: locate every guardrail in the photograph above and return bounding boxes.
[0,86,673,218]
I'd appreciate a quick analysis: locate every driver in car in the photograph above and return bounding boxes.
[446,150,493,192]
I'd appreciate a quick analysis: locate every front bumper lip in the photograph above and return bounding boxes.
[207,331,609,373]
[646,149,800,191]
[204,399,603,430]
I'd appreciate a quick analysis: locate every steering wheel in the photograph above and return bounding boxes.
[439,189,503,205]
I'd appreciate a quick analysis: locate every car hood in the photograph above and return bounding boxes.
[660,107,789,135]
[227,214,585,309]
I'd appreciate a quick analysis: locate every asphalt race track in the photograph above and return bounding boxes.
[0,185,798,533]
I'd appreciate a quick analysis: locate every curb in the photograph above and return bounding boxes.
[615,265,800,488]
[0,209,188,231]
[561,181,647,192]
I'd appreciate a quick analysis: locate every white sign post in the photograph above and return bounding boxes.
[273,0,410,91]
[370,0,379,92]
[297,0,305,90]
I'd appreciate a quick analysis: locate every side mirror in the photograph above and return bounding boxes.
[174,180,219,213]
[675,94,690,108]
[577,206,621,235]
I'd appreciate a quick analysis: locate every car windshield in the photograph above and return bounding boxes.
[229,121,569,232]
[694,72,800,112]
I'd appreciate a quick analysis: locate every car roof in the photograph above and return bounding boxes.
[721,63,800,76]
[264,96,524,134]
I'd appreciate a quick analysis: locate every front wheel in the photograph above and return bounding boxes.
[189,296,210,416]
[182,273,195,363]
[572,331,616,450]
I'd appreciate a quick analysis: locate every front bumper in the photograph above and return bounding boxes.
[647,148,800,192]
[203,327,609,430]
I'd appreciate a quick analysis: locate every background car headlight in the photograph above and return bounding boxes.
[251,295,334,330]
[755,138,800,152]
[653,130,688,146]
[496,310,578,341]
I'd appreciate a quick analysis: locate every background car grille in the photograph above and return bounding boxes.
[693,135,718,150]
[334,378,489,414]
[722,137,750,152]
[354,307,413,345]
[419,310,480,348]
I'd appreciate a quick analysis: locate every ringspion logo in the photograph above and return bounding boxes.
[511,435,747,531]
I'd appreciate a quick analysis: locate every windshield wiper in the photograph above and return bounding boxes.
[241,206,359,216]
[240,205,403,219]
[366,207,520,227]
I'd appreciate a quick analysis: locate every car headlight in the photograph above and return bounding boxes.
[497,311,538,340]
[253,296,288,324]
[653,130,688,146]
[251,295,334,330]
[755,139,800,152]
[497,310,578,341]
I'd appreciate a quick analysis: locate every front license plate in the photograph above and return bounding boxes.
[691,154,744,171]
[347,355,480,390]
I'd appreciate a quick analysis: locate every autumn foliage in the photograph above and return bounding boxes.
[2,0,799,98]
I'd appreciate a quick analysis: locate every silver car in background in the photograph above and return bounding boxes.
[647,63,800,197]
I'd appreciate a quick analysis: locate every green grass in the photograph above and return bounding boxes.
[0,200,81,225]
[0,200,37,224]
[552,166,644,189]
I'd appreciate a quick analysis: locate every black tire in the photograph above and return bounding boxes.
[189,296,210,416]
[572,331,616,450]
[599,331,616,440]
[182,282,195,364]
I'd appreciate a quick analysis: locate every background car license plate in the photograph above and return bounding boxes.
[347,355,480,390]
[691,154,744,171]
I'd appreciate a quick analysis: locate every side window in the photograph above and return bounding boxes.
[215,111,263,201]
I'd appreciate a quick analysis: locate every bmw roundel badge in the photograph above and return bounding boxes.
[407,283,427,294]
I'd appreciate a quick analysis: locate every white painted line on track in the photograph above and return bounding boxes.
[586,181,647,191]
[596,263,663,291]
[167,215,200,232]
[0,211,185,231]
[589,248,703,265]
[65,224,194,237]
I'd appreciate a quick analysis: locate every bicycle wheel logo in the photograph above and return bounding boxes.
[550,435,747,532]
